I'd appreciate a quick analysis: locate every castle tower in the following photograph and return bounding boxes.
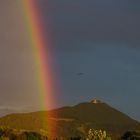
[90,99,102,104]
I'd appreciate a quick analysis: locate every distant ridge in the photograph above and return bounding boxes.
[0,100,140,139]
[0,107,19,117]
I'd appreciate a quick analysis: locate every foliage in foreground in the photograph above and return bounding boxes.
[86,129,111,140]
[121,131,140,140]
[0,127,48,140]
[1,126,140,140]
[0,127,112,140]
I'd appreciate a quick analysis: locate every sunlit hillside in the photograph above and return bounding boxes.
[0,101,140,139]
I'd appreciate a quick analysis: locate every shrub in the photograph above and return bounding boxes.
[86,129,111,140]
[0,127,48,140]
[121,131,140,140]
[70,136,81,140]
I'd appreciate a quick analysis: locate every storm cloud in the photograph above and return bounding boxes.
[0,0,140,120]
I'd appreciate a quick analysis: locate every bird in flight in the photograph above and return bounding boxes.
[76,73,84,76]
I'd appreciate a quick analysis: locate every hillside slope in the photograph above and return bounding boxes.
[0,101,139,138]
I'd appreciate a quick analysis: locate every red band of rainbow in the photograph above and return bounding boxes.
[19,0,57,137]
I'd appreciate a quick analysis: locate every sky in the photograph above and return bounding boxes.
[0,0,140,121]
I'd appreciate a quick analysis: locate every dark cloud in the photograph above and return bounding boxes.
[37,0,140,121]
[38,0,140,50]
[1,0,140,121]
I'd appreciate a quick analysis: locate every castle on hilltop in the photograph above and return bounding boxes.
[90,99,102,104]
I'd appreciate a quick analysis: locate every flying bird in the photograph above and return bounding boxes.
[77,73,84,76]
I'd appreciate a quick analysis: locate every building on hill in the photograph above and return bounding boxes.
[90,99,102,104]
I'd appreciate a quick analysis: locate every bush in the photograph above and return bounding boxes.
[121,131,140,140]
[86,129,111,140]
[0,127,48,140]
[70,136,81,140]
[23,131,48,140]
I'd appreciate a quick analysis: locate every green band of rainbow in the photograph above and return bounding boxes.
[19,0,57,137]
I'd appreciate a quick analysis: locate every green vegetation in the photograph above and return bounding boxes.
[121,131,140,140]
[0,127,48,140]
[0,127,112,140]
[0,127,140,140]
[86,129,111,140]
[70,136,81,140]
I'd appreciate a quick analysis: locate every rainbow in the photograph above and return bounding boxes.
[19,0,57,138]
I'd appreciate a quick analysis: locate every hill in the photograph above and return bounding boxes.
[0,100,140,139]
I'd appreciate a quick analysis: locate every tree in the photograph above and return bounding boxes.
[86,129,111,140]
[121,131,140,140]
